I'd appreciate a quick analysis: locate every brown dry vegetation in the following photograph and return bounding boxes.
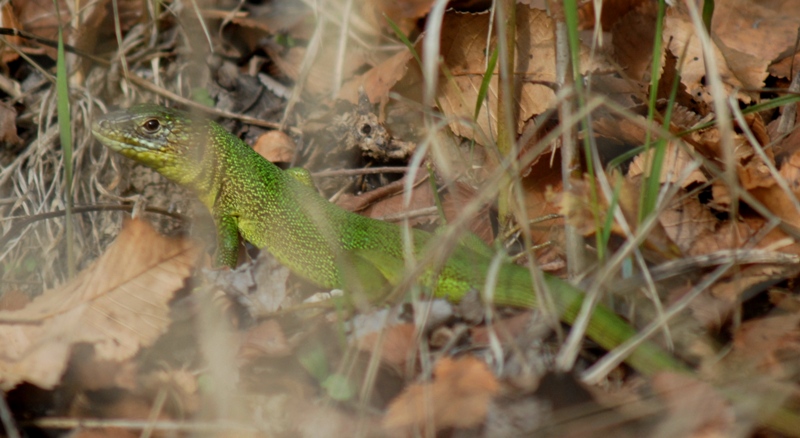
[2,0,800,436]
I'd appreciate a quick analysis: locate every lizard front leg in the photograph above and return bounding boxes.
[215,214,241,268]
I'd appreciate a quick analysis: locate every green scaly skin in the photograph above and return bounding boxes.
[92,104,685,375]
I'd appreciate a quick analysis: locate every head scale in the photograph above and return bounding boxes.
[92,104,210,183]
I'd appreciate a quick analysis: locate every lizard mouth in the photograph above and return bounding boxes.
[92,121,157,154]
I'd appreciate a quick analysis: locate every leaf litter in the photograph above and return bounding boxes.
[3,0,800,436]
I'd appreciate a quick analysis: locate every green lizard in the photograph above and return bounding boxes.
[91,103,684,375]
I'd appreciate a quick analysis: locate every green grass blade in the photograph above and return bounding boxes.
[677,93,800,136]
[474,47,498,121]
[600,176,622,250]
[703,0,715,32]
[385,15,423,68]
[562,0,602,258]
[639,0,668,223]
[55,1,74,278]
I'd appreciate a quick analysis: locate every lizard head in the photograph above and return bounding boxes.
[92,104,208,183]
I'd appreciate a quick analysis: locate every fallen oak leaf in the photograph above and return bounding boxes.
[0,219,201,390]
[434,5,612,146]
[383,356,499,435]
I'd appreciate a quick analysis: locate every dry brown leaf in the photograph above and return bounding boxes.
[200,5,310,57]
[593,115,650,146]
[435,5,612,145]
[238,319,292,362]
[383,356,499,435]
[287,397,383,437]
[658,206,800,328]
[359,177,437,226]
[769,52,800,80]
[733,115,773,189]
[553,168,684,260]
[0,219,201,390]
[628,141,707,188]
[9,0,69,58]
[689,120,765,183]
[657,193,717,256]
[339,48,414,104]
[67,348,139,391]
[0,3,24,64]
[200,9,273,34]
[770,288,800,312]
[336,174,493,254]
[663,6,762,103]
[577,0,648,30]
[728,313,800,379]
[610,1,659,82]
[770,106,800,160]
[547,178,595,236]
[651,372,735,437]
[0,101,20,146]
[254,130,296,163]
[521,152,563,247]
[442,182,495,245]
[739,153,774,192]
[469,312,533,346]
[8,0,140,63]
[273,45,365,97]
[716,40,769,92]
[99,0,143,34]
[655,38,700,109]
[704,265,794,329]
[616,172,683,260]
[139,368,201,414]
[68,387,171,430]
[363,0,435,34]
[712,0,800,70]
[748,142,800,228]
[670,104,704,130]
[356,177,494,233]
[356,323,417,370]
[686,214,800,261]
[588,76,645,109]
[336,179,404,213]
[0,289,28,311]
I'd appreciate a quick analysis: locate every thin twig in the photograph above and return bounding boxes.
[24,417,264,433]
[0,205,185,251]
[312,166,408,178]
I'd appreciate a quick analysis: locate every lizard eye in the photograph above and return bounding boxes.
[142,118,161,133]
